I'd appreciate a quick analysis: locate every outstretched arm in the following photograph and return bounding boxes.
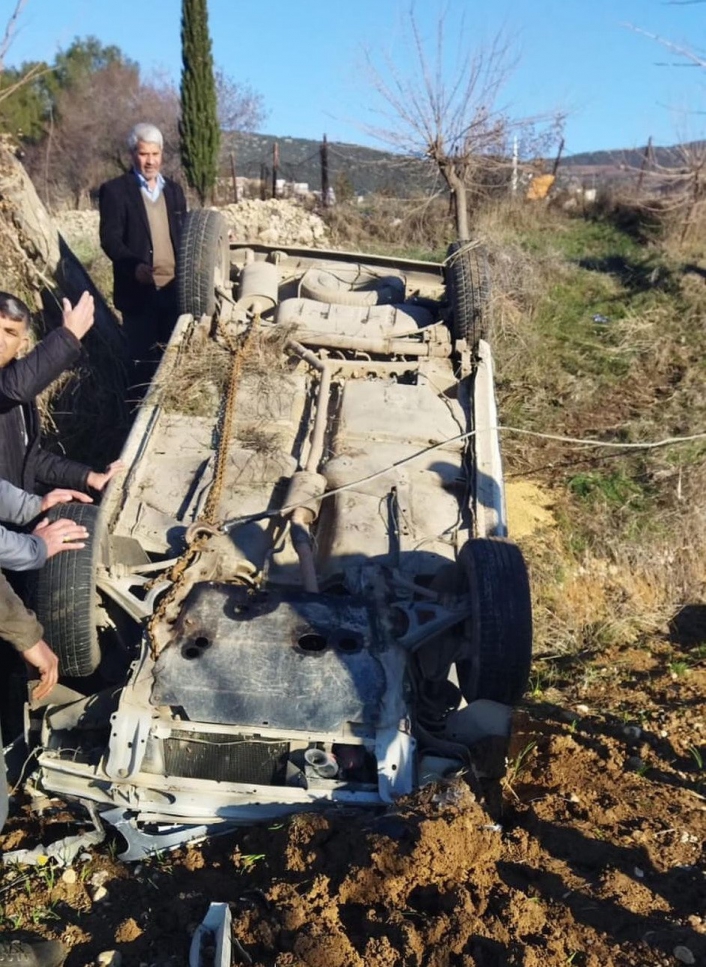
[61,291,95,342]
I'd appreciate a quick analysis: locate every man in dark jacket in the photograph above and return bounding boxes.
[0,291,123,495]
[99,122,186,394]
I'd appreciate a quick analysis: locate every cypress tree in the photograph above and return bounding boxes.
[179,0,220,205]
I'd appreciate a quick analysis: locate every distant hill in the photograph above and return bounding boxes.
[223,131,705,197]
[564,141,706,170]
[222,131,437,197]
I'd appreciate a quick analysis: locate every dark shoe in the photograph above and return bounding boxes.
[0,940,67,967]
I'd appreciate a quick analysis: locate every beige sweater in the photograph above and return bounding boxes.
[142,192,175,288]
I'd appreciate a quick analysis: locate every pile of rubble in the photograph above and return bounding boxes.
[54,198,329,252]
[219,198,328,246]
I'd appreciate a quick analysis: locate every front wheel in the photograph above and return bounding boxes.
[32,502,102,677]
[455,538,532,706]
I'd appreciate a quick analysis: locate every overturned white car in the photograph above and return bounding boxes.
[31,213,532,858]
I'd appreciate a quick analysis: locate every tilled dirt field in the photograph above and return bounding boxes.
[1,629,704,967]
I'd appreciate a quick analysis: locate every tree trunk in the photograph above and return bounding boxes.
[441,163,469,240]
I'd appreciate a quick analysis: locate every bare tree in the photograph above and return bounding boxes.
[363,7,563,238]
[25,62,180,207]
[623,22,706,241]
[215,67,267,133]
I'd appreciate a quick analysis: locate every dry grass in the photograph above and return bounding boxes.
[237,423,284,455]
[151,327,231,417]
[238,324,300,413]
[472,196,706,660]
[323,194,451,257]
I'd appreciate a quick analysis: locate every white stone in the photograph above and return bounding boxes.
[89,870,111,887]
[96,952,122,967]
[92,885,109,902]
[674,946,695,965]
[61,868,77,884]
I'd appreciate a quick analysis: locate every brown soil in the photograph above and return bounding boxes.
[2,634,704,967]
[2,485,705,966]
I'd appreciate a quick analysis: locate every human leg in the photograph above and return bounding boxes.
[120,302,161,403]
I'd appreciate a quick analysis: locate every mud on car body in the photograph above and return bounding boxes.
[31,214,532,858]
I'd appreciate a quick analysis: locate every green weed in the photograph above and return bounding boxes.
[239,853,266,873]
[528,666,555,698]
[506,741,537,785]
[667,660,689,678]
[29,905,60,926]
[0,910,24,931]
[688,745,704,771]
[568,470,647,510]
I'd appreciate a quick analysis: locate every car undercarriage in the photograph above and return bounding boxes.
[28,217,532,857]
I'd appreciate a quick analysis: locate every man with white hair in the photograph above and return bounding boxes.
[99,123,187,396]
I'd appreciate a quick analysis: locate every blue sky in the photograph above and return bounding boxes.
[5,0,705,155]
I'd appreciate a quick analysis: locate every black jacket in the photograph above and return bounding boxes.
[0,328,91,493]
[99,171,186,312]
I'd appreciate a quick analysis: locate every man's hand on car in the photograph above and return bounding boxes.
[61,291,95,341]
[33,517,89,557]
[86,460,126,493]
[40,489,93,512]
[23,639,59,701]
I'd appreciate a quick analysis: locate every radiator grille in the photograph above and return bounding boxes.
[160,731,288,784]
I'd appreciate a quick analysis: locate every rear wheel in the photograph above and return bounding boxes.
[455,538,532,705]
[176,209,231,318]
[32,503,102,677]
[445,240,492,349]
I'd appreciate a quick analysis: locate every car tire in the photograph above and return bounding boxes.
[176,209,231,318]
[445,240,492,349]
[32,502,102,678]
[455,537,532,705]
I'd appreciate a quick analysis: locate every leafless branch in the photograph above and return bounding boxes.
[0,60,45,104]
[0,0,28,72]
[623,22,706,68]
